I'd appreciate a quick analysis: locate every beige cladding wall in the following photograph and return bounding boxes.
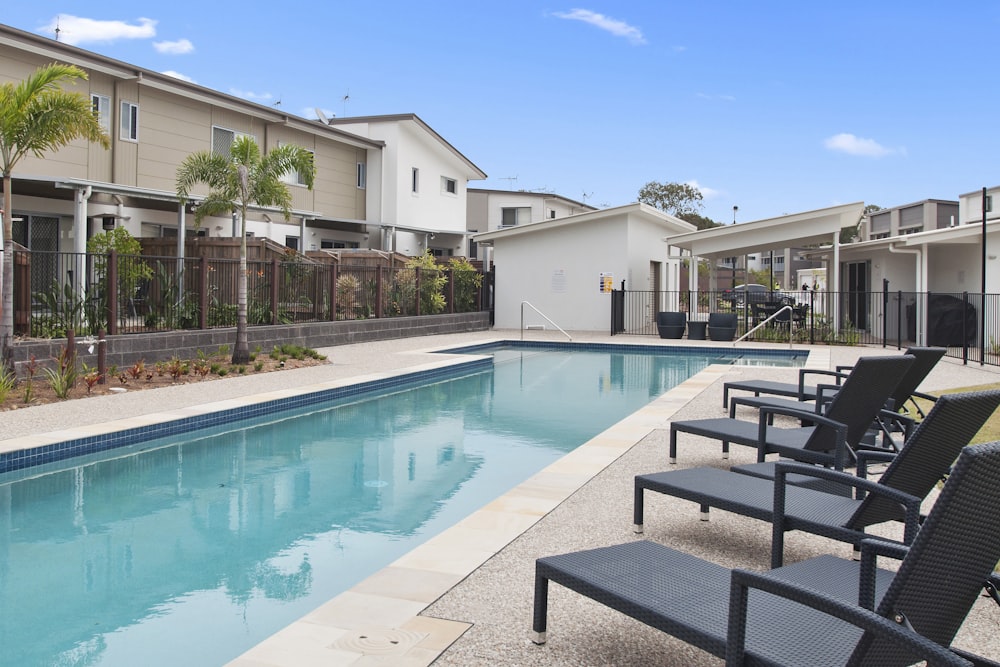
[0,37,368,224]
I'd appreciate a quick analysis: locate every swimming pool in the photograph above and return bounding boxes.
[0,343,804,666]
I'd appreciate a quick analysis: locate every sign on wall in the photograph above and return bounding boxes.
[551,269,568,293]
[599,272,614,293]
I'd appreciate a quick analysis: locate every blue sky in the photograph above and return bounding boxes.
[3,2,999,224]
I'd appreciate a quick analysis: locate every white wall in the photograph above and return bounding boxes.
[492,216,631,331]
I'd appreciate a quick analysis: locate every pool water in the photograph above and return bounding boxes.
[0,344,803,666]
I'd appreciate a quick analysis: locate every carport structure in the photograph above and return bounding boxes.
[664,202,865,332]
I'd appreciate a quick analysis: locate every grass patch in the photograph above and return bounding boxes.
[917,383,1000,444]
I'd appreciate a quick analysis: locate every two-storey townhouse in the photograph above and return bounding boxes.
[0,22,384,262]
[466,188,595,266]
[327,114,487,259]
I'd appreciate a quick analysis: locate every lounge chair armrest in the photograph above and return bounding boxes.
[857,538,911,609]
[910,390,938,403]
[726,568,973,667]
[814,383,842,409]
[757,405,851,468]
[772,464,923,541]
[856,449,897,480]
[798,368,849,393]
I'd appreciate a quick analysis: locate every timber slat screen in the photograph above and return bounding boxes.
[13,250,490,338]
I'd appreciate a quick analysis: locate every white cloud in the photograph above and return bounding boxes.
[162,70,195,83]
[696,92,736,102]
[39,15,156,45]
[686,180,721,199]
[553,9,646,45]
[824,133,896,158]
[154,38,194,55]
[230,88,274,103]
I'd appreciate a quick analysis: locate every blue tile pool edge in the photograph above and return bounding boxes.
[0,357,493,475]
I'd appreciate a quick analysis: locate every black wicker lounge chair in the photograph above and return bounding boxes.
[668,354,915,470]
[532,441,1000,666]
[636,390,1000,567]
[722,346,945,413]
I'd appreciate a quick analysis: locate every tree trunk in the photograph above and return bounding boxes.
[1,173,14,374]
[232,210,250,364]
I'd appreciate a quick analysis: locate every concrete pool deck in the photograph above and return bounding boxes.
[4,331,1000,666]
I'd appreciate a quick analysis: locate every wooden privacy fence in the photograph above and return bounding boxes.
[14,249,492,338]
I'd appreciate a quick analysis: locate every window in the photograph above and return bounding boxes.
[501,207,531,227]
[357,162,366,189]
[212,126,252,158]
[285,236,299,251]
[92,94,110,134]
[277,142,312,186]
[411,168,419,193]
[441,176,457,195]
[120,101,138,141]
[549,209,556,219]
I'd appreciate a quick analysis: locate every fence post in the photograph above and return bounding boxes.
[270,259,280,325]
[108,250,119,336]
[329,264,338,321]
[447,269,455,314]
[97,329,106,384]
[963,291,969,365]
[375,267,383,318]
[896,291,903,349]
[199,256,208,330]
[809,289,815,345]
[415,267,421,316]
[882,279,889,349]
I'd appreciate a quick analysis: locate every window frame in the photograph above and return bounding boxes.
[411,167,419,194]
[357,162,366,189]
[119,100,139,142]
[92,94,111,134]
[441,176,457,195]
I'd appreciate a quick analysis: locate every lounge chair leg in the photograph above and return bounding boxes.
[700,504,710,521]
[669,428,678,464]
[634,485,644,533]
[722,441,730,459]
[531,572,549,644]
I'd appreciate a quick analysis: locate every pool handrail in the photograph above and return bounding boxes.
[735,304,795,348]
[521,301,573,341]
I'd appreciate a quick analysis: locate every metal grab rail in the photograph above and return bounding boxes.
[520,301,572,341]
[735,304,795,348]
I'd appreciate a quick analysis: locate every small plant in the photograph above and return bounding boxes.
[209,362,222,375]
[22,355,39,404]
[154,361,165,376]
[44,348,79,399]
[81,363,103,394]
[0,365,15,403]
[126,359,146,381]
[270,346,282,360]
[253,360,264,372]
[237,365,246,374]
[166,357,186,381]
[193,360,211,379]
[217,367,229,377]
[217,344,230,357]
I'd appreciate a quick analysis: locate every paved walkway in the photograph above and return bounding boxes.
[4,332,1000,666]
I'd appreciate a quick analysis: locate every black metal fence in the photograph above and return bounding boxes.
[14,250,493,338]
[611,287,1000,366]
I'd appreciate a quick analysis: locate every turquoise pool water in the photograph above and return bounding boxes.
[0,343,804,666]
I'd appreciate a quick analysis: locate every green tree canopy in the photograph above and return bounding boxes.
[1,62,110,371]
[638,181,704,218]
[176,135,315,364]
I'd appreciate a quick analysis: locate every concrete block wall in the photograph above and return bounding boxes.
[8,312,490,378]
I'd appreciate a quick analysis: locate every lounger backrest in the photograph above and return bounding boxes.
[848,441,1000,666]
[847,390,1000,528]
[800,355,915,455]
[887,347,946,410]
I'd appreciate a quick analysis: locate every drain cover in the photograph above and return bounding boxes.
[331,627,426,655]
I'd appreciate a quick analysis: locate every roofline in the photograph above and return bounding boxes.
[0,23,384,151]
[467,187,595,210]
[472,202,694,242]
[327,113,487,180]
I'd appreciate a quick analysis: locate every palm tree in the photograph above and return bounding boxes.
[176,135,315,364]
[0,63,110,372]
